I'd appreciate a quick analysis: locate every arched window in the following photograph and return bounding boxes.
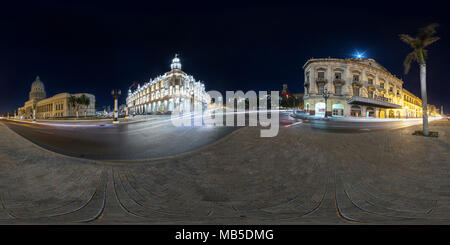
[332,104,344,117]
[389,110,394,118]
[315,102,326,117]
[350,105,361,117]
[366,107,375,117]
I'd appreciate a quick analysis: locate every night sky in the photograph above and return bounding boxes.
[0,0,448,113]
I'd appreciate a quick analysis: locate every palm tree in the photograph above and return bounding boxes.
[68,95,81,118]
[78,94,91,117]
[84,97,91,117]
[399,23,439,136]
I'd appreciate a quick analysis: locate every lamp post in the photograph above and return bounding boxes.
[111,89,121,124]
[32,104,37,123]
[322,87,332,118]
[191,89,195,113]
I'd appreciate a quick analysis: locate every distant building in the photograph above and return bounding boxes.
[17,76,96,119]
[280,84,290,98]
[402,89,423,118]
[427,104,439,116]
[126,55,210,115]
[293,93,304,108]
[280,84,303,108]
[302,58,423,118]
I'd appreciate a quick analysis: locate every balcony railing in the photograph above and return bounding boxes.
[352,80,363,87]
[333,78,345,86]
[316,77,327,84]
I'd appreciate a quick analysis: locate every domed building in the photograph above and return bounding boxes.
[126,55,210,115]
[17,76,96,119]
[29,76,46,101]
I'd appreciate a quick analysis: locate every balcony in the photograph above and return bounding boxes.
[316,77,328,84]
[347,96,401,109]
[333,78,345,86]
[352,80,363,87]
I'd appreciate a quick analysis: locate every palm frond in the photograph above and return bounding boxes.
[403,51,417,74]
[423,36,440,47]
[419,23,439,36]
[418,23,439,42]
[399,34,416,47]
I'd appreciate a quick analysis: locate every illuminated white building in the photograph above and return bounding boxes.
[126,55,210,115]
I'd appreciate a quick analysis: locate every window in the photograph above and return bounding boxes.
[366,107,375,117]
[335,85,342,95]
[368,78,373,85]
[380,82,385,89]
[318,84,324,94]
[332,104,344,117]
[353,87,360,96]
[353,75,359,81]
[350,105,362,117]
[318,72,325,80]
[335,72,342,80]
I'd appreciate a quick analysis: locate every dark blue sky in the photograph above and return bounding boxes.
[0,0,448,113]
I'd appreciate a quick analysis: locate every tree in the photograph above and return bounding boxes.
[399,23,439,136]
[69,95,81,118]
[79,94,91,117]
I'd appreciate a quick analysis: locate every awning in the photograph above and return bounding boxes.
[347,96,401,109]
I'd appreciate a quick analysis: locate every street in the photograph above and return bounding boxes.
[0,111,436,161]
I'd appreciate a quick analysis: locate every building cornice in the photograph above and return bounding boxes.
[302,58,404,85]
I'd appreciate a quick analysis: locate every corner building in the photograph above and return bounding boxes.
[302,58,422,118]
[126,55,210,115]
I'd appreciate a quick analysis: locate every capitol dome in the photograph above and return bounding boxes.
[29,76,46,101]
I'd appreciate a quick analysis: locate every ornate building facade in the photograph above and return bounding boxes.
[17,76,96,119]
[126,55,210,115]
[302,58,423,118]
[403,89,423,118]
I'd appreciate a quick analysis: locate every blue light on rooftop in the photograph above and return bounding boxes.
[353,50,366,59]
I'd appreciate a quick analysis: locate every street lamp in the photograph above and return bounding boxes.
[191,88,195,113]
[111,89,121,124]
[322,87,332,118]
[32,104,37,123]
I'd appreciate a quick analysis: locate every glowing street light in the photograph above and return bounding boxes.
[322,88,332,118]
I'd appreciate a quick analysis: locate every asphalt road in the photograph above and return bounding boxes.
[1,111,430,161]
[280,112,431,133]
[2,116,239,161]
